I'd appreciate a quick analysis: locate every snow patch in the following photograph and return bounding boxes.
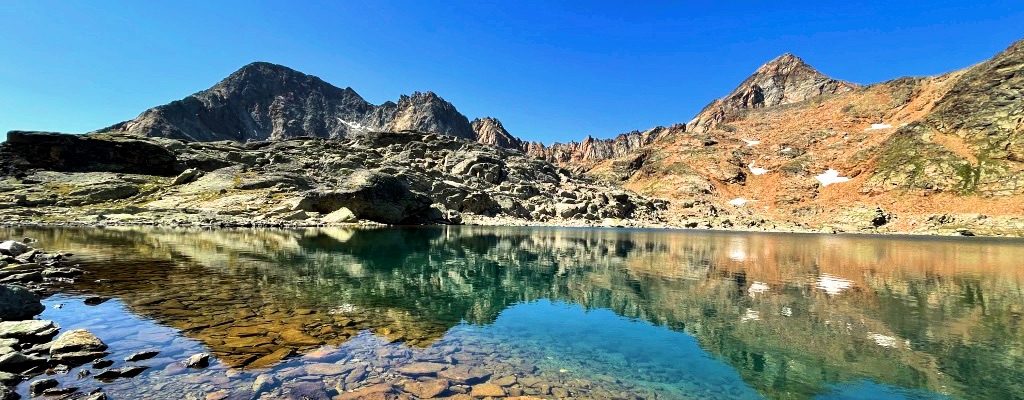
[815,169,851,186]
[816,274,854,296]
[729,197,751,207]
[748,164,769,175]
[742,139,760,147]
[865,123,893,131]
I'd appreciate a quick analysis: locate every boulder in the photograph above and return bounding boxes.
[294,170,433,224]
[170,168,202,185]
[0,351,46,373]
[67,184,140,205]
[185,353,211,369]
[0,320,58,342]
[50,329,108,363]
[0,242,28,257]
[322,207,356,223]
[449,152,507,184]
[0,285,44,321]
[555,202,587,219]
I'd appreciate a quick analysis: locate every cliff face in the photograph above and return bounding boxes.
[687,54,858,133]
[103,62,476,142]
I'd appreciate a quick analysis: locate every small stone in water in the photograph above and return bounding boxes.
[124,349,160,362]
[92,359,114,369]
[84,296,109,306]
[185,353,211,369]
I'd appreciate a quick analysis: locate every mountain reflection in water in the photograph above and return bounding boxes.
[5,226,1022,399]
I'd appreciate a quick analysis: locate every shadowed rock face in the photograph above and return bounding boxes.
[102,62,476,142]
[687,53,858,133]
[1,131,181,176]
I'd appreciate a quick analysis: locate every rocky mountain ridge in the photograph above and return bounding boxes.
[103,62,477,142]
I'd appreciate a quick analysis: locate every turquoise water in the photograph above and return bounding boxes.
[5,226,1023,399]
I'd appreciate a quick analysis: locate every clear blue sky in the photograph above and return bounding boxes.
[2,1,1023,143]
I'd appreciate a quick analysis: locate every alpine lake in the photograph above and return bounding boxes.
[4,226,1023,400]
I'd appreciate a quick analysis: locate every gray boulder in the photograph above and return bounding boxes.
[0,320,58,342]
[0,242,27,257]
[0,285,44,321]
[170,168,201,185]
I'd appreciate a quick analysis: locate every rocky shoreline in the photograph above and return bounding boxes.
[0,237,185,400]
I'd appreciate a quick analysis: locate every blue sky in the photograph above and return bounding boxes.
[2,1,1023,143]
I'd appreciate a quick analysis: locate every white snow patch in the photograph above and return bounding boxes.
[742,139,760,147]
[748,281,770,297]
[816,274,854,296]
[748,164,769,175]
[337,118,372,134]
[740,308,761,322]
[868,333,901,348]
[815,169,851,186]
[729,197,751,207]
[865,123,893,131]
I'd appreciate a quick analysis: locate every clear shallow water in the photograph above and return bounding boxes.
[3,226,1023,399]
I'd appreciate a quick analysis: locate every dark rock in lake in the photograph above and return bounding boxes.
[0,285,44,321]
[124,350,159,362]
[94,366,147,381]
[28,378,57,396]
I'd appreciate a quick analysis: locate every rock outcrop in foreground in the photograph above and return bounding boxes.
[0,130,665,227]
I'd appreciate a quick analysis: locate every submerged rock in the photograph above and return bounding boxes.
[0,285,44,321]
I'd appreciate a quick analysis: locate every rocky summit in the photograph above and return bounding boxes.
[102,62,476,142]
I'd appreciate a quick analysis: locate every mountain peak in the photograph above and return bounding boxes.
[687,53,857,132]
[102,63,477,141]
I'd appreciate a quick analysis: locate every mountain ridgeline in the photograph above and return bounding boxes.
[103,62,476,142]
[4,38,1024,235]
